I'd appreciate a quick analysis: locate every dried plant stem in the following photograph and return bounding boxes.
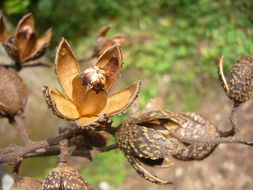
[173,134,253,146]
[24,144,117,159]
[219,104,239,137]
[0,128,116,163]
[58,139,69,163]
[0,62,50,70]
[11,120,31,146]
[12,160,22,177]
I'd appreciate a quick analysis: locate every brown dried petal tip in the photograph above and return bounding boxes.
[42,163,93,190]
[0,67,29,120]
[10,177,42,190]
[0,15,9,43]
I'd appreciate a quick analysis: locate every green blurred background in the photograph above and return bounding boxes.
[1,0,253,188]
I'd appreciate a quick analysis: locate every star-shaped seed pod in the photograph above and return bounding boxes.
[0,13,52,64]
[94,25,125,57]
[10,177,42,190]
[43,39,140,129]
[42,162,93,190]
[217,56,253,106]
[115,110,220,184]
[0,67,29,122]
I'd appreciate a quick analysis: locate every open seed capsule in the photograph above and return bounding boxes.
[0,13,52,64]
[115,110,220,184]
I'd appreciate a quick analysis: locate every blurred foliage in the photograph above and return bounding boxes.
[81,149,128,187]
[1,0,253,187]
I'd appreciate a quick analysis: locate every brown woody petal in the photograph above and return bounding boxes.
[97,35,125,57]
[10,177,42,190]
[94,45,123,92]
[0,15,9,43]
[0,67,29,120]
[42,163,93,190]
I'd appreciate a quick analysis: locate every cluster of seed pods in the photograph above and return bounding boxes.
[1,12,253,188]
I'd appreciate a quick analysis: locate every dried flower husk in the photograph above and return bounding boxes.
[42,163,93,190]
[43,39,140,129]
[0,13,52,64]
[115,110,220,184]
[172,112,219,161]
[217,56,253,106]
[10,177,42,190]
[0,67,28,120]
[94,25,125,57]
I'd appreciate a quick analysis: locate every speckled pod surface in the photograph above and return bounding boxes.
[218,56,253,106]
[10,177,42,190]
[115,110,220,184]
[42,163,93,190]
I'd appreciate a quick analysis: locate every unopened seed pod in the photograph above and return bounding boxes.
[42,163,93,190]
[217,56,253,106]
[10,177,42,190]
[0,67,28,121]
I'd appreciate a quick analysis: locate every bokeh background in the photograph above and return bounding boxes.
[0,0,253,189]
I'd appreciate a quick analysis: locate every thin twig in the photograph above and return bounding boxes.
[173,134,253,146]
[11,120,31,146]
[0,62,51,70]
[22,144,117,160]
[22,62,51,68]
[219,104,239,137]
[58,139,69,163]
[0,127,83,163]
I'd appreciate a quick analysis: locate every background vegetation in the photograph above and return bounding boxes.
[1,0,253,187]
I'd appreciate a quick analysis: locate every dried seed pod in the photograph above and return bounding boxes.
[115,110,220,184]
[42,162,93,190]
[43,39,140,128]
[0,67,29,121]
[172,112,219,161]
[115,110,181,185]
[94,25,125,57]
[0,13,52,64]
[10,177,42,190]
[217,56,253,106]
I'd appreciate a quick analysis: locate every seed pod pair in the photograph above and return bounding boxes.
[217,56,253,106]
[43,39,140,129]
[0,13,52,64]
[115,110,219,184]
